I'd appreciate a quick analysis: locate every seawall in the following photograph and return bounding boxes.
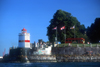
[52,46,100,62]
[1,46,100,62]
[52,46,100,55]
[28,55,57,62]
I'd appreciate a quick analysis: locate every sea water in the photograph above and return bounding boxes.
[0,62,100,67]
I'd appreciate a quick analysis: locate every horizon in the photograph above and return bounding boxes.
[0,0,100,56]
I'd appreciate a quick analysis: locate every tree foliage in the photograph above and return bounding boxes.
[87,18,100,43]
[47,10,87,43]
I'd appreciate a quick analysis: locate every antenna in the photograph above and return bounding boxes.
[3,49,6,57]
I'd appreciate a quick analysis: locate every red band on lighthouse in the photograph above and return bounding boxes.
[19,40,30,42]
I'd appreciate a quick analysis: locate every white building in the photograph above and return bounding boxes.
[33,45,52,55]
[18,28,30,48]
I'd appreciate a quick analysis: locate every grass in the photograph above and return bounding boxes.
[57,43,100,47]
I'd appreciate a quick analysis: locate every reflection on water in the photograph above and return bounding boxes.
[0,62,100,67]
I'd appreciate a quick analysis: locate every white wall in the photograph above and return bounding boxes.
[19,33,30,40]
[18,33,30,48]
[18,42,30,48]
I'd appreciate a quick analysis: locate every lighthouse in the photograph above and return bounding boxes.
[18,28,30,48]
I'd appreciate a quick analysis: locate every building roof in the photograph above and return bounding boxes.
[22,28,27,31]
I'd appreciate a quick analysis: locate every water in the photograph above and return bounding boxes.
[0,62,100,67]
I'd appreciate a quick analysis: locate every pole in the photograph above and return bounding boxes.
[74,25,75,38]
[64,26,66,43]
[56,26,57,44]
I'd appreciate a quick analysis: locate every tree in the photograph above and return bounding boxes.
[47,9,87,43]
[87,18,100,43]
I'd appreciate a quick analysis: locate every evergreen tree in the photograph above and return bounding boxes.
[47,9,87,43]
[87,18,100,43]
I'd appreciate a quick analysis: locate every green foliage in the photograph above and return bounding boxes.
[87,18,100,43]
[47,9,87,43]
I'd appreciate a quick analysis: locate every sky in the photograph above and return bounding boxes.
[0,0,100,56]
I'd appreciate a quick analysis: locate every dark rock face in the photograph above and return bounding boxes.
[52,47,100,55]
[51,47,100,62]
[2,47,100,62]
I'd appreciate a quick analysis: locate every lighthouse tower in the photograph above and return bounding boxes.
[18,28,30,48]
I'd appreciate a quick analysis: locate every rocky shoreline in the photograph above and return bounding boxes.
[1,55,100,63]
[56,55,100,62]
[1,46,100,63]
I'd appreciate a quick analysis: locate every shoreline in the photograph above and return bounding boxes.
[1,55,100,63]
